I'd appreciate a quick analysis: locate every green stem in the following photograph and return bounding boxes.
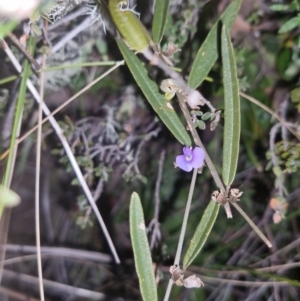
[163,168,198,301]
[174,168,198,265]
[231,202,272,248]
[177,92,233,218]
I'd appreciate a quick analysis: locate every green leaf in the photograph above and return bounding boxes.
[221,24,241,186]
[279,15,300,34]
[291,87,300,112]
[270,4,290,12]
[0,75,18,85]
[0,20,18,39]
[201,112,212,121]
[188,0,242,89]
[130,192,157,301]
[152,0,170,44]
[183,200,219,269]
[1,38,33,217]
[196,120,206,130]
[271,0,300,12]
[117,39,192,146]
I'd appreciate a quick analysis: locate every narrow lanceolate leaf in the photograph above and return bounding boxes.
[221,24,240,186]
[1,39,32,217]
[183,200,219,269]
[0,20,18,39]
[130,192,157,301]
[278,15,300,34]
[117,39,192,146]
[188,0,242,89]
[152,0,170,44]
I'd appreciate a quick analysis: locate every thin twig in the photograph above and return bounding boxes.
[35,53,46,301]
[2,269,105,300]
[0,60,125,160]
[174,168,198,265]
[3,39,121,264]
[251,236,300,268]
[43,61,118,71]
[149,150,165,249]
[240,91,300,141]
[1,79,20,149]
[123,126,161,178]
[269,123,285,196]
[3,244,112,264]
[43,16,95,60]
[8,33,41,71]
[0,286,41,301]
[163,168,198,301]
[230,202,272,248]
[48,6,89,30]
[163,280,173,301]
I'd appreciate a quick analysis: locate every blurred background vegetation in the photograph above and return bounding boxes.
[0,0,300,300]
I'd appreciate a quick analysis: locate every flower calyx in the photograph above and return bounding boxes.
[212,188,243,205]
[170,265,204,288]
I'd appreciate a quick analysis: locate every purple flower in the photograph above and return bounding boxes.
[175,147,205,172]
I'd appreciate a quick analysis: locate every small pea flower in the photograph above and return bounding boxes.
[175,147,205,172]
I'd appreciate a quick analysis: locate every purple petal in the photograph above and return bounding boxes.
[176,154,193,172]
[190,147,205,169]
[182,147,192,157]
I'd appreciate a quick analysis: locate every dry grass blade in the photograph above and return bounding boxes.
[240,91,300,140]
[2,39,121,264]
[0,61,124,161]
[2,269,105,300]
[35,52,46,301]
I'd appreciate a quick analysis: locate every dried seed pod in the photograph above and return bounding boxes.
[183,275,204,288]
[211,190,227,205]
